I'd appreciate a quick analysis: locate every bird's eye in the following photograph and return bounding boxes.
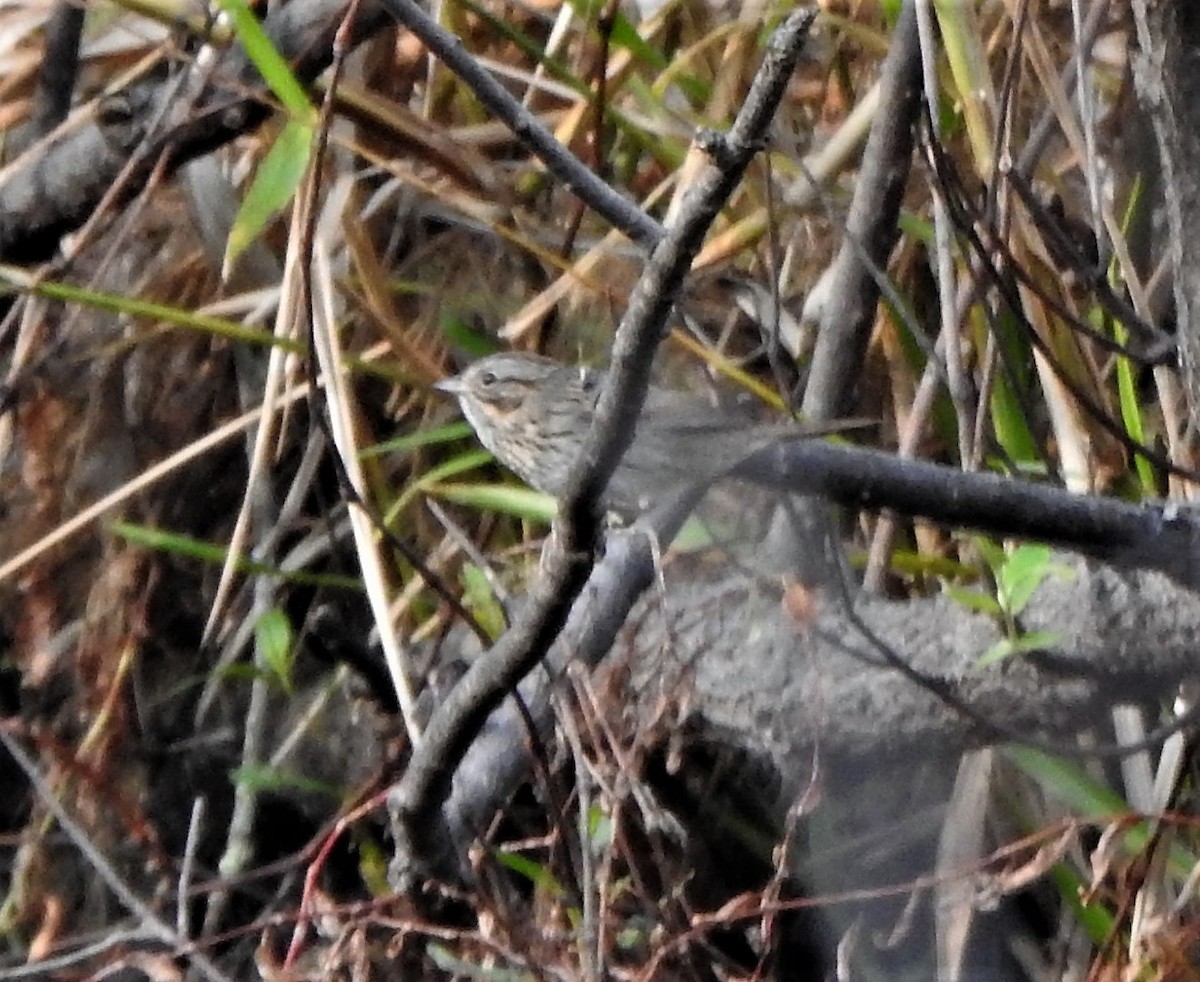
[479,371,497,386]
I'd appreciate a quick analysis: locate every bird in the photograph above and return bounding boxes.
[434,351,849,519]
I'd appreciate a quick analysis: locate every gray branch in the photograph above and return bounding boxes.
[802,0,923,420]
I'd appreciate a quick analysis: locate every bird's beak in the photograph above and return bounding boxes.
[433,376,466,396]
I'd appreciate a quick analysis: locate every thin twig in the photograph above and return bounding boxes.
[0,728,236,982]
[376,0,663,248]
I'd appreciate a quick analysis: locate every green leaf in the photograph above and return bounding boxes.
[211,0,316,273]
[897,209,935,247]
[973,536,1006,572]
[1008,630,1059,652]
[1004,747,1198,879]
[438,312,502,356]
[213,0,314,117]
[1007,746,1127,816]
[587,806,613,849]
[414,448,493,483]
[603,10,667,71]
[110,521,361,590]
[975,637,1016,667]
[461,564,507,640]
[385,449,496,520]
[975,631,1057,667]
[668,516,717,552]
[854,548,977,580]
[225,118,313,274]
[989,362,1040,465]
[216,664,263,684]
[1111,174,1157,495]
[255,607,294,692]
[944,584,1003,617]
[231,763,342,798]
[360,420,474,459]
[986,306,1040,466]
[7,277,299,352]
[431,482,556,522]
[1045,861,1116,945]
[1003,547,1073,617]
[996,543,1051,615]
[357,837,393,897]
[615,922,650,950]
[493,849,562,895]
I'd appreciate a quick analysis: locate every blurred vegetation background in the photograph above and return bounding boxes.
[0,1,1193,978]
